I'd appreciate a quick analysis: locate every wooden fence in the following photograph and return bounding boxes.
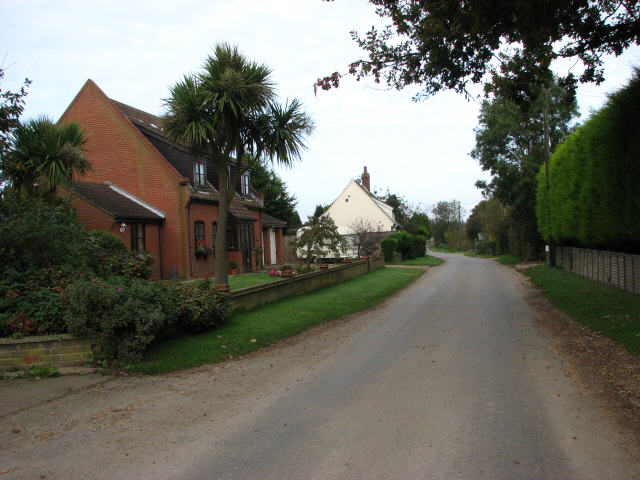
[554,246,640,296]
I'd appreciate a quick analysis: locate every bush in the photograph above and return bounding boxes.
[175,280,231,333]
[64,277,173,363]
[0,192,90,273]
[413,235,427,257]
[380,236,398,262]
[394,231,416,259]
[475,240,497,255]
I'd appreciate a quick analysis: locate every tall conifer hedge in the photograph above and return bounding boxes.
[537,70,640,253]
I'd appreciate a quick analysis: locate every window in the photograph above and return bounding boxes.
[241,171,250,195]
[194,160,206,189]
[227,224,236,249]
[212,222,217,243]
[131,223,145,253]
[239,223,253,250]
[194,221,205,250]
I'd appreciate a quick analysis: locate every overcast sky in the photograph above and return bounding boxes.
[2,1,639,220]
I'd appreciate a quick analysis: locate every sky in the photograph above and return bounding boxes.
[2,0,639,220]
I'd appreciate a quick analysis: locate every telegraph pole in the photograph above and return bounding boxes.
[543,88,555,266]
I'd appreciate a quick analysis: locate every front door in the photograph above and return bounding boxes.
[269,229,277,265]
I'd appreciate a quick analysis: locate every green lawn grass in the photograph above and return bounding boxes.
[497,255,522,265]
[129,267,424,374]
[228,272,281,291]
[525,265,640,355]
[463,251,495,258]
[390,255,444,266]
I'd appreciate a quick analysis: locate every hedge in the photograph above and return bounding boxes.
[537,70,640,253]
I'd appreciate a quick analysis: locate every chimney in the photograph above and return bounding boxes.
[361,166,370,191]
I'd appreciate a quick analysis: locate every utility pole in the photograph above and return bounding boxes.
[457,201,463,251]
[543,87,555,266]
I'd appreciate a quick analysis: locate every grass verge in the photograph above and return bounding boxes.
[525,265,640,355]
[463,252,494,258]
[497,255,522,265]
[390,255,444,266]
[129,267,423,374]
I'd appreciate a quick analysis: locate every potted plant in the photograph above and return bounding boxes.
[195,241,212,259]
[229,260,238,275]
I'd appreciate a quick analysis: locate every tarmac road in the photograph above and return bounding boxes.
[2,252,639,479]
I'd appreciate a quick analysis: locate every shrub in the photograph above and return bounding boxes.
[394,231,416,259]
[175,280,231,333]
[413,235,427,257]
[475,240,497,255]
[380,236,398,262]
[0,192,89,273]
[64,277,173,363]
[86,229,128,256]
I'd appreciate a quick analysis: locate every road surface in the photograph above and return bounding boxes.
[2,252,639,479]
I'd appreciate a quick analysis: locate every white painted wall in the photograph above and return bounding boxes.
[322,180,396,234]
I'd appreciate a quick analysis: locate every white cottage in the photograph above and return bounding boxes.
[322,167,398,234]
[312,167,400,258]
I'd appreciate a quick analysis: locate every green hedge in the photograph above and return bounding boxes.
[537,70,640,253]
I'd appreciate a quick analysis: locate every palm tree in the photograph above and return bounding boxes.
[165,43,313,288]
[2,117,90,194]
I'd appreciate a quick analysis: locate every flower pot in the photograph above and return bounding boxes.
[230,268,238,275]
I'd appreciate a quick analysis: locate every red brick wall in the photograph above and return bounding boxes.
[59,80,189,278]
[189,202,219,278]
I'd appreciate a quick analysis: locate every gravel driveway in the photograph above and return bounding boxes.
[2,253,639,479]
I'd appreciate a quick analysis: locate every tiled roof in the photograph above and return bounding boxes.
[71,181,165,222]
[109,98,263,214]
[110,99,166,136]
[262,212,287,228]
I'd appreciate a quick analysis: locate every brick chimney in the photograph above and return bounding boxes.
[361,166,370,191]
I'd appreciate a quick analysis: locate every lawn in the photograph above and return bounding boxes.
[390,255,444,266]
[497,255,521,265]
[525,265,640,355]
[129,267,424,374]
[228,272,281,291]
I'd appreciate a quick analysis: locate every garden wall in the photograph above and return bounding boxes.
[231,256,385,311]
[0,334,99,370]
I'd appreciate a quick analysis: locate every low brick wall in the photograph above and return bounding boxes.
[0,334,98,371]
[231,256,384,311]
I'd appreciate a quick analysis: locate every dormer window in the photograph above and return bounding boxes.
[194,159,206,189]
[241,171,250,196]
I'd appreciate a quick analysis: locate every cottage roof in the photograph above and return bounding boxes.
[262,212,287,228]
[71,181,165,222]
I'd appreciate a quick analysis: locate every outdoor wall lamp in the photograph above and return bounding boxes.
[120,222,127,233]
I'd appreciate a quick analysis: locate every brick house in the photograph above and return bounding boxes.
[59,79,287,280]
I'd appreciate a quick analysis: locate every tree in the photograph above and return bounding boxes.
[430,200,462,245]
[472,77,577,258]
[288,210,301,226]
[404,209,431,237]
[165,43,313,288]
[1,117,91,195]
[348,217,384,257]
[0,68,30,163]
[249,159,298,227]
[317,1,640,100]
[375,190,409,225]
[312,203,329,219]
[295,216,346,267]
